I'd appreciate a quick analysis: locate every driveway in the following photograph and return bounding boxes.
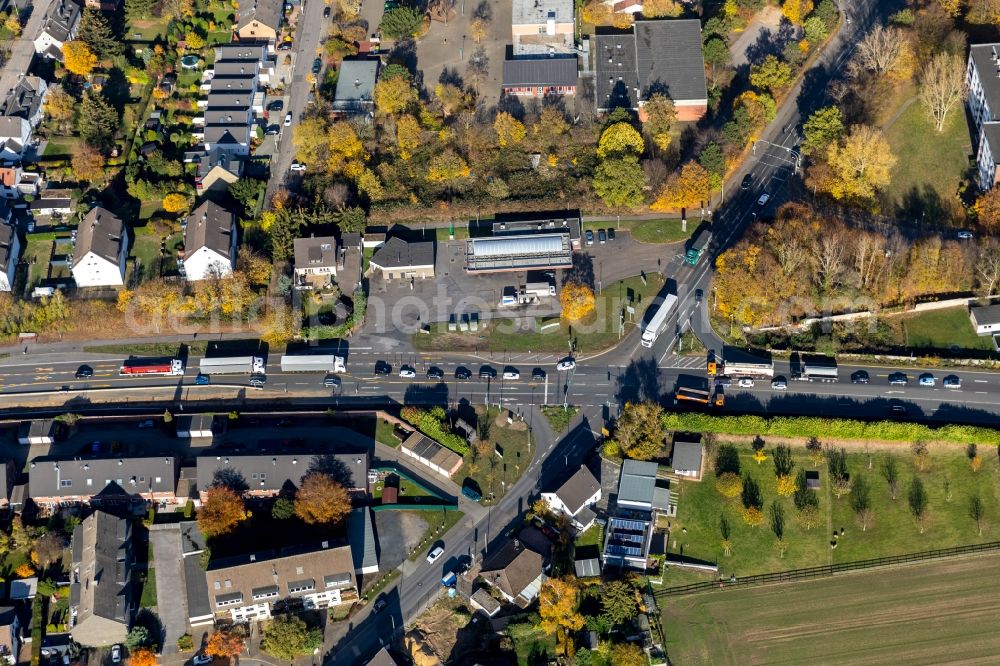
[728,5,785,68]
[0,0,53,96]
[149,525,189,655]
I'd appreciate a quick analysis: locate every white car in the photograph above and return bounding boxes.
[426,545,444,563]
[110,646,121,664]
[757,192,770,206]
[770,378,787,390]
[503,370,520,380]
[284,112,292,126]
[556,359,576,372]
[289,162,306,173]
[399,367,416,379]
[957,230,974,240]
[192,655,213,666]
[737,378,754,388]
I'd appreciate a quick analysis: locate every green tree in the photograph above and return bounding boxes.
[715,443,741,476]
[600,581,638,626]
[334,206,366,233]
[124,627,151,651]
[698,141,726,191]
[77,8,122,59]
[271,497,295,520]
[803,15,828,44]
[613,401,664,460]
[379,7,423,38]
[703,37,730,70]
[970,495,985,535]
[741,475,763,510]
[261,615,322,661]
[772,444,794,477]
[908,477,928,532]
[267,208,302,262]
[881,455,900,499]
[851,474,873,530]
[597,121,644,157]
[125,0,153,21]
[801,105,845,156]
[78,90,118,151]
[592,154,645,208]
[769,501,785,553]
[228,178,264,217]
[749,55,792,93]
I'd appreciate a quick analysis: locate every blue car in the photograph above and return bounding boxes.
[195,374,210,385]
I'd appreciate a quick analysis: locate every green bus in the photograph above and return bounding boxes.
[685,229,712,266]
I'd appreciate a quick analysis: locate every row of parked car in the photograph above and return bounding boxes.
[373,359,576,380]
[717,370,963,390]
[584,228,615,246]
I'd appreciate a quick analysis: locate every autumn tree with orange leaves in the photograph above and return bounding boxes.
[294,472,352,525]
[205,631,244,661]
[559,282,596,322]
[537,577,584,656]
[128,648,157,666]
[197,486,247,537]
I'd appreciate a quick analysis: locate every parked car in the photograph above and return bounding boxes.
[598,229,607,244]
[192,655,213,666]
[268,99,284,112]
[426,367,444,380]
[502,369,520,380]
[278,40,293,50]
[957,230,974,240]
[426,545,445,563]
[75,365,93,379]
[323,375,341,387]
[290,162,306,172]
[312,57,323,74]
[455,367,472,380]
[399,367,416,379]
[851,370,870,384]
[372,597,387,614]
[918,373,936,387]
[757,192,770,206]
[531,368,546,381]
[111,646,121,664]
[607,228,616,241]
[943,375,962,389]
[323,5,331,16]
[195,374,210,385]
[888,372,908,386]
[741,173,753,189]
[556,358,576,372]
[265,124,279,135]
[737,378,754,388]
[585,230,594,245]
[284,111,292,126]
[479,366,496,379]
[770,377,787,390]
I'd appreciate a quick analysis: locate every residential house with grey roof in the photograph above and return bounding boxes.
[293,235,337,289]
[195,451,369,503]
[0,219,18,292]
[603,459,669,570]
[0,76,48,129]
[669,440,703,478]
[70,510,135,646]
[502,58,578,97]
[71,207,128,288]
[541,465,600,532]
[204,541,358,622]
[28,455,179,510]
[195,149,244,194]
[348,507,379,576]
[0,117,30,161]
[968,44,1000,190]
[369,237,435,280]
[479,538,545,608]
[181,201,237,281]
[235,0,282,46]
[594,20,707,121]
[333,59,379,116]
[33,0,80,60]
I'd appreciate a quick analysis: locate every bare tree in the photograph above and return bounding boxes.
[919,53,967,132]
[811,230,847,292]
[976,239,1000,298]
[856,25,907,77]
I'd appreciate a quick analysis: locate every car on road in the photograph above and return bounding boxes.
[399,367,416,379]
[426,545,445,563]
[532,368,546,380]
[323,375,341,387]
[284,111,292,126]
[312,57,323,74]
[608,228,615,241]
[771,377,787,390]
[195,374,210,385]
[138,420,154,428]
[851,370,870,384]
[585,230,594,246]
[695,289,703,304]
[268,99,284,112]
[111,646,121,664]
[757,192,770,206]
[943,375,962,389]
[455,367,472,380]
[598,229,607,244]
[556,358,576,372]
[888,372,908,386]
[715,376,732,388]
[374,361,391,376]
[957,230,974,240]
[75,365,93,379]
[918,373,936,387]
[503,368,520,380]
[479,365,496,379]
[889,404,908,416]
[737,378,754,388]
[249,374,267,387]
[426,367,444,380]
[289,162,306,172]
[372,597,387,614]
[192,655,213,666]
[323,5,331,16]
[741,173,753,189]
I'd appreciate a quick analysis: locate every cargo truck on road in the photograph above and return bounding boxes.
[119,358,185,376]
[640,294,678,347]
[795,356,838,382]
[685,229,712,266]
[279,354,346,373]
[199,356,266,375]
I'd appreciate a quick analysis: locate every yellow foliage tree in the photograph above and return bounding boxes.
[537,578,584,656]
[129,649,157,666]
[4,14,20,36]
[14,563,33,578]
[716,472,742,498]
[426,149,470,185]
[162,193,190,213]
[641,0,682,17]
[652,161,710,211]
[374,75,417,116]
[71,144,106,184]
[294,472,352,525]
[776,475,797,497]
[198,486,247,538]
[742,506,765,526]
[63,41,97,76]
[470,17,488,42]
[597,122,644,158]
[971,455,983,472]
[610,10,634,28]
[559,281,596,322]
[494,112,526,147]
[396,114,421,160]
[782,0,813,24]
[823,125,896,201]
[581,0,611,25]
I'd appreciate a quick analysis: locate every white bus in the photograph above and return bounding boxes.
[640,294,678,347]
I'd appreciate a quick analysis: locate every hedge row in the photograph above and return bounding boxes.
[661,412,1000,446]
[400,406,469,456]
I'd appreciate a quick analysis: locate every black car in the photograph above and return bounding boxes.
[268,99,284,112]
[851,370,870,384]
[323,5,331,16]
[889,404,908,416]
[888,372,908,386]
[455,367,472,380]
[531,368,546,381]
[740,173,753,189]
[374,361,391,376]
[607,228,615,241]
[75,365,93,379]
[426,367,444,380]
[479,365,497,379]
[312,58,322,74]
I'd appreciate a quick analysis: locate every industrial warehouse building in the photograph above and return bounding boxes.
[464,213,581,273]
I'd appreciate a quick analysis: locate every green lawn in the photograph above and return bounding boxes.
[140,568,157,607]
[900,306,996,352]
[414,274,666,354]
[575,523,603,549]
[882,100,970,224]
[376,418,400,447]
[663,442,1000,587]
[540,405,579,434]
[130,229,163,282]
[23,236,53,288]
[581,217,690,244]
[82,342,209,356]
[42,138,79,157]
[460,406,534,502]
[507,623,556,666]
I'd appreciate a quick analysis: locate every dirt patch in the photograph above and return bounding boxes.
[407,597,488,665]
[374,511,429,569]
[494,410,528,431]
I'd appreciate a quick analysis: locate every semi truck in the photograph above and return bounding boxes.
[685,229,712,266]
[720,349,774,379]
[199,356,266,375]
[674,386,724,407]
[797,356,838,382]
[119,358,185,376]
[640,294,678,347]
[279,354,346,373]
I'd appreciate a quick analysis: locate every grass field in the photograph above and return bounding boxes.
[664,554,1000,665]
[581,217,691,245]
[662,442,1000,587]
[460,406,533,502]
[82,342,209,356]
[540,405,578,434]
[882,99,970,225]
[901,306,995,352]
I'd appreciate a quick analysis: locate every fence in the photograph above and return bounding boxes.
[655,540,1000,598]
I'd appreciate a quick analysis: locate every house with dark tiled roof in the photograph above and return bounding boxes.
[28,455,179,510]
[195,149,244,194]
[71,207,128,288]
[293,235,337,289]
[235,0,282,45]
[0,76,47,129]
[70,510,135,646]
[541,465,601,532]
[0,218,19,293]
[181,201,237,281]
[195,451,369,503]
[369,237,435,280]
[502,57,578,98]
[33,0,80,60]
[479,538,545,608]
[594,20,707,121]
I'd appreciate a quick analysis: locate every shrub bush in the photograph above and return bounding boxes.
[400,406,469,455]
